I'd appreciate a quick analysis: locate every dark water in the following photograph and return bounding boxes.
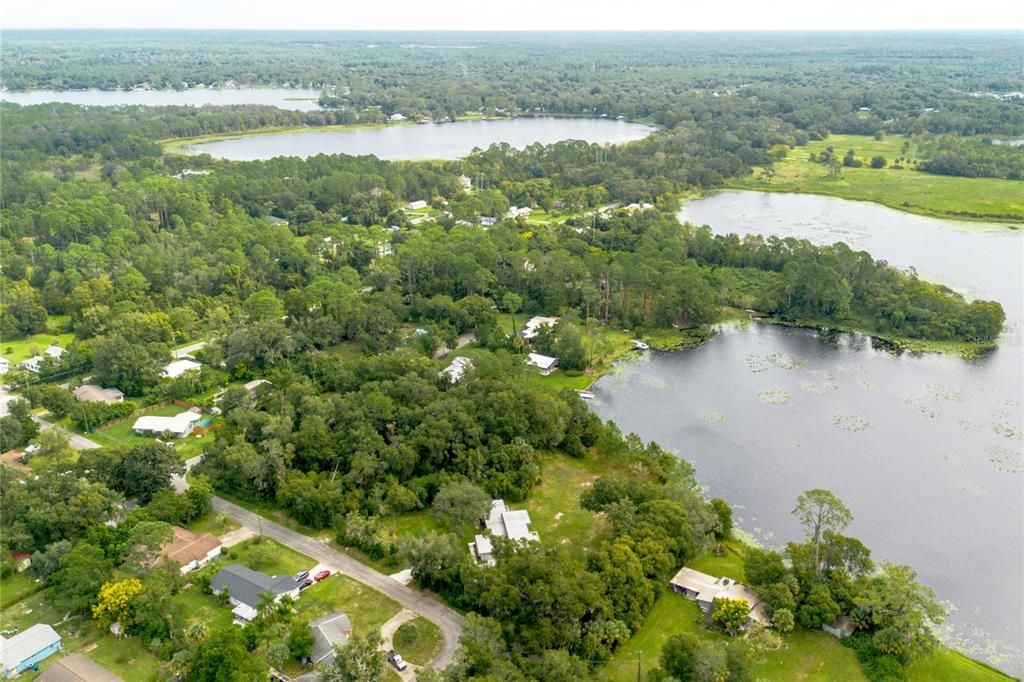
[594,191,1024,673]
[183,117,656,161]
[0,88,324,110]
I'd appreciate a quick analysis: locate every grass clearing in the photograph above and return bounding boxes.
[1,330,75,366]
[225,536,315,577]
[527,454,616,558]
[0,571,43,609]
[392,617,443,666]
[728,134,1024,223]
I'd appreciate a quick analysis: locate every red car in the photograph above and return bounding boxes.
[313,570,331,582]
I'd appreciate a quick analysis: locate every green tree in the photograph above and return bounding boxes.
[502,292,522,338]
[660,632,701,680]
[320,632,385,682]
[288,620,315,661]
[52,542,113,615]
[797,583,841,629]
[792,489,853,576]
[854,563,946,657]
[184,626,268,681]
[431,480,491,532]
[709,497,733,540]
[772,608,795,633]
[114,442,185,503]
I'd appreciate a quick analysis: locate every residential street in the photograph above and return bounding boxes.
[211,496,465,670]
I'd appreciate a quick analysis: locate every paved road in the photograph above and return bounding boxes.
[172,341,208,359]
[212,496,464,669]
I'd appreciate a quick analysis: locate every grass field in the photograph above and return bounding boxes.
[0,571,42,609]
[728,134,1024,223]
[392,617,444,666]
[526,454,616,558]
[1,329,75,366]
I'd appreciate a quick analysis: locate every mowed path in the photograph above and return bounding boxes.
[211,497,464,669]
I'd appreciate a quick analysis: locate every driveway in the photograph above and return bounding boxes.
[378,609,421,682]
[211,497,464,669]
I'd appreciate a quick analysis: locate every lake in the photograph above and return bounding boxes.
[0,87,324,110]
[181,117,657,161]
[593,191,1024,674]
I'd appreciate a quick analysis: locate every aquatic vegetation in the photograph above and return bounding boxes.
[700,410,725,425]
[766,352,807,369]
[758,389,792,405]
[987,445,1024,473]
[833,415,871,431]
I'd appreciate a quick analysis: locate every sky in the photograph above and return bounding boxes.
[3,0,1023,31]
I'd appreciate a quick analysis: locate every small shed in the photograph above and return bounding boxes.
[823,615,855,639]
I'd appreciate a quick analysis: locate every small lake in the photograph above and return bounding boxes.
[181,117,657,161]
[0,87,324,110]
[594,191,1024,674]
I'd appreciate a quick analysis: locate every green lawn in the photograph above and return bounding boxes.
[392,617,443,666]
[0,571,43,609]
[184,512,240,537]
[1,329,75,366]
[728,133,1024,223]
[906,648,1014,682]
[687,541,747,581]
[526,454,615,559]
[224,536,315,577]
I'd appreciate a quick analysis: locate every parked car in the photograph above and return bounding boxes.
[388,649,408,671]
[298,578,314,590]
[294,569,310,581]
[314,569,331,581]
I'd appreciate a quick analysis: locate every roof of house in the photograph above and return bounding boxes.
[473,534,494,556]
[527,353,558,370]
[243,379,270,392]
[0,358,9,366]
[210,564,298,609]
[44,345,66,358]
[310,611,353,664]
[0,624,61,669]
[440,356,473,382]
[72,385,124,403]
[669,567,768,624]
[160,526,221,566]
[37,654,124,682]
[521,316,559,340]
[133,411,201,434]
[484,499,539,543]
[161,359,202,378]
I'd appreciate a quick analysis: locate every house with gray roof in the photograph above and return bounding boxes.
[37,653,124,682]
[310,612,353,665]
[210,564,300,622]
[0,624,61,677]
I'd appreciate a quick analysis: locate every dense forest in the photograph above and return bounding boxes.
[0,30,1018,682]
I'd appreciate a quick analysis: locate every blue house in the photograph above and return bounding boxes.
[0,624,62,677]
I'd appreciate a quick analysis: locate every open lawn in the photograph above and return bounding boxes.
[687,541,747,581]
[0,571,43,609]
[906,649,1015,682]
[728,134,1024,223]
[392,617,443,666]
[526,454,616,558]
[225,536,315,577]
[1,329,75,366]
[184,511,240,537]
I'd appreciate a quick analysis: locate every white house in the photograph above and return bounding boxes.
[457,175,472,193]
[133,410,202,438]
[440,356,473,384]
[405,200,428,210]
[470,499,539,565]
[20,346,66,374]
[823,616,855,638]
[0,358,8,375]
[526,353,559,376]
[669,567,769,627]
[521,316,559,341]
[389,113,407,122]
[161,359,201,379]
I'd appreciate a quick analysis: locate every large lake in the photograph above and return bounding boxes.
[181,117,656,161]
[593,191,1024,674]
[0,87,324,110]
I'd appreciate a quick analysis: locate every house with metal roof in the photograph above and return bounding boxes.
[526,353,559,375]
[0,624,61,677]
[133,410,202,438]
[309,612,353,665]
[159,526,222,573]
[210,564,300,622]
[669,567,769,627]
[470,499,539,564]
[72,384,125,404]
